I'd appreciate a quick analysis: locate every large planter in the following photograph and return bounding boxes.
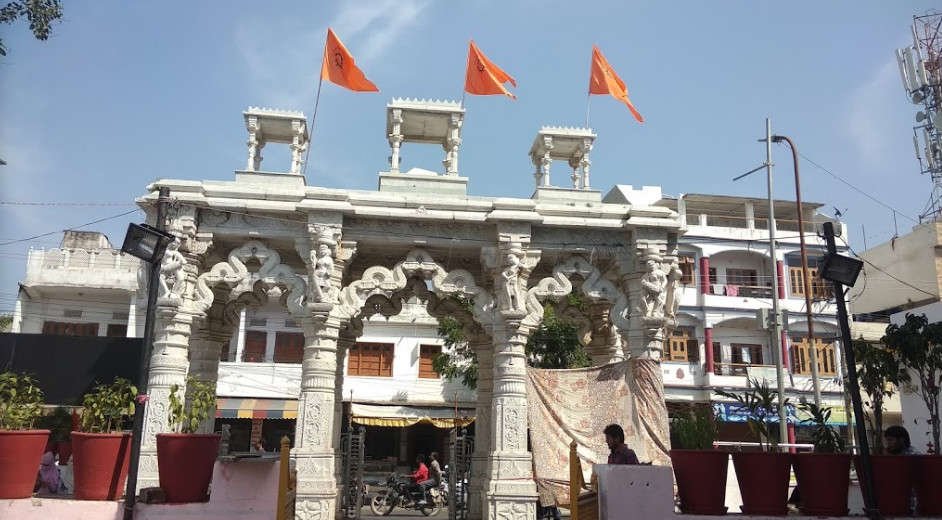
[71,431,132,500]
[856,455,913,516]
[731,452,792,515]
[156,433,220,503]
[670,449,729,515]
[913,455,942,516]
[793,453,851,516]
[0,429,51,498]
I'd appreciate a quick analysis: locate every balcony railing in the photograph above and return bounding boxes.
[709,284,773,298]
[714,362,777,377]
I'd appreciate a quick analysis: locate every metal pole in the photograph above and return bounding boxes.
[764,119,790,447]
[123,186,170,520]
[822,222,880,519]
[773,135,822,407]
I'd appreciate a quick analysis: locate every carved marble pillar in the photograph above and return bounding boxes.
[138,306,194,489]
[290,119,308,174]
[468,335,493,520]
[616,231,677,467]
[568,155,582,190]
[444,112,462,175]
[293,314,343,519]
[484,320,536,520]
[138,205,209,489]
[481,224,538,520]
[187,318,231,433]
[388,108,403,173]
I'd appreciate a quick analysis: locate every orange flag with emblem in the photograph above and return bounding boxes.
[464,41,517,99]
[320,28,379,92]
[589,46,643,123]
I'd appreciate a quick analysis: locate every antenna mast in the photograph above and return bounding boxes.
[897,11,942,222]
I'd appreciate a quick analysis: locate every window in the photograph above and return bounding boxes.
[678,256,696,286]
[731,344,763,365]
[419,345,441,378]
[106,324,128,337]
[242,331,267,363]
[712,342,723,374]
[726,268,758,287]
[788,267,832,299]
[667,329,699,362]
[42,321,98,336]
[348,343,393,377]
[791,338,837,376]
[708,268,717,284]
[273,332,304,363]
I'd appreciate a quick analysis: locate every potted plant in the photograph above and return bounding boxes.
[669,405,727,515]
[72,377,136,500]
[792,403,850,516]
[38,406,74,465]
[715,378,792,516]
[0,372,49,498]
[156,378,220,503]
[882,313,942,516]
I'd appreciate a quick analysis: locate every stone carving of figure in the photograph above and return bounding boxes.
[310,243,334,302]
[158,239,186,302]
[640,258,667,319]
[500,252,522,312]
[667,264,683,320]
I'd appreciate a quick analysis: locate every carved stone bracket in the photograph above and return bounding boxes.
[192,240,307,317]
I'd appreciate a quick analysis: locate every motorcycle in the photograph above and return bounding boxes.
[369,473,443,516]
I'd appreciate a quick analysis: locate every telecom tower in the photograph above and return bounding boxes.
[897,11,942,222]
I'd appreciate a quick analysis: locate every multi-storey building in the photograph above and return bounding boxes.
[606,187,852,443]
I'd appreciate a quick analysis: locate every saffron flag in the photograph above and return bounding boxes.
[464,41,517,99]
[589,46,643,123]
[320,28,379,92]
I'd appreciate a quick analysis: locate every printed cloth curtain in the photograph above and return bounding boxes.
[526,360,658,507]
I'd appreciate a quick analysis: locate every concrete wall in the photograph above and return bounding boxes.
[850,222,941,314]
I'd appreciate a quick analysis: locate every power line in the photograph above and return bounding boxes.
[839,237,937,300]
[798,152,917,223]
[0,202,137,207]
[0,209,141,247]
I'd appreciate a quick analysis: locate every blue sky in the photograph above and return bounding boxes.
[0,1,938,309]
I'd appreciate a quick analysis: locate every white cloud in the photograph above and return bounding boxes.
[845,59,900,167]
[234,0,430,108]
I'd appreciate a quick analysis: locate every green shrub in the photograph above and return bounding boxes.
[672,406,718,450]
[168,378,216,434]
[0,372,44,430]
[81,377,137,433]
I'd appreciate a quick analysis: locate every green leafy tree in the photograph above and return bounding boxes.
[854,339,909,453]
[0,1,63,57]
[883,313,942,453]
[715,378,789,451]
[433,302,590,390]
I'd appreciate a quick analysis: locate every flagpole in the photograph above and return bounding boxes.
[585,92,591,128]
[302,75,324,178]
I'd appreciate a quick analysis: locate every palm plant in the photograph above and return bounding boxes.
[799,402,846,453]
[715,378,789,451]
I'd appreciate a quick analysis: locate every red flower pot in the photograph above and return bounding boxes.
[670,449,729,514]
[0,429,51,498]
[156,433,220,503]
[793,453,851,516]
[913,455,942,516]
[732,452,792,515]
[71,432,132,500]
[856,455,913,516]
[56,440,73,465]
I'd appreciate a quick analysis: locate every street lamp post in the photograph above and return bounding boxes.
[772,135,823,408]
[121,187,174,520]
[820,221,879,519]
